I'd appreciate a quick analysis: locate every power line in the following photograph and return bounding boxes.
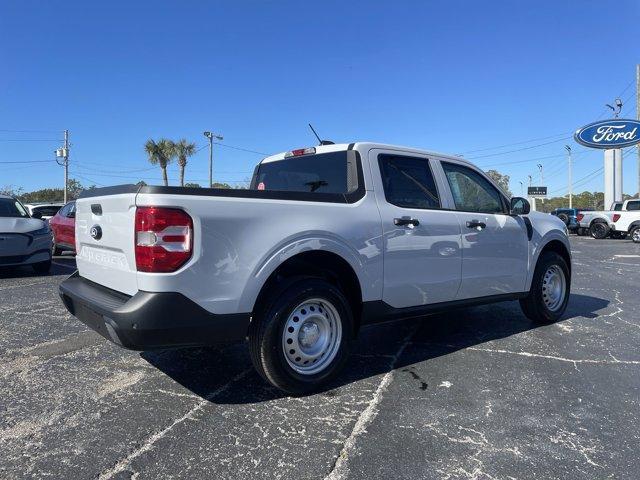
[0,139,62,142]
[0,129,62,133]
[212,142,269,156]
[467,137,572,160]
[461,132,571,155]
[0,159,54,164]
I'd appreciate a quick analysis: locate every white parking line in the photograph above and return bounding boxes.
[613,255,640,259]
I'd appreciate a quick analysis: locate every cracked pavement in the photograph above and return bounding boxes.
[1,236,639,479]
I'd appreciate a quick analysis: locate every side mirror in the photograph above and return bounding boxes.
[510,197,530,215]
[32,211,43,219]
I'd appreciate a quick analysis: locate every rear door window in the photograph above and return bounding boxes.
[378,154,440,209]
[627,200,640,211]
[253,151,358,194]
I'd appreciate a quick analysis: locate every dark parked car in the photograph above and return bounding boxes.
[550,208,590,234]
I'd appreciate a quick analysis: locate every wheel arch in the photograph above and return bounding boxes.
[250,250,364,333]
[526,235,571,291]
[538,239,571,274]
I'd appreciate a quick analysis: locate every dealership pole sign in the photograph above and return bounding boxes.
[574,119,640,149]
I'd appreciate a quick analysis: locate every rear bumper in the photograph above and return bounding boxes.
[59,272,251,350]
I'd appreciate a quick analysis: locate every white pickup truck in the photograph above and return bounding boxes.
[609,208,640,243]
[577,199,640,239]
[59,142,571,394]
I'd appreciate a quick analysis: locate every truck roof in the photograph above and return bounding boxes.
[261,142,474,167]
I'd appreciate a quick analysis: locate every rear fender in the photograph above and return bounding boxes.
[238,234,377,314]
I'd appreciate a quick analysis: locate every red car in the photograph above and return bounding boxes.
[49,201,76,255]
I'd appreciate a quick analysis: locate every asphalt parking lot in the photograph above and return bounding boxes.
[1,236,639,480]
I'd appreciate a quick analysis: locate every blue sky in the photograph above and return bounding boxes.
[1,0,639,196]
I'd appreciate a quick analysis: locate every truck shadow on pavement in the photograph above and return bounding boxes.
[141,293,608,403]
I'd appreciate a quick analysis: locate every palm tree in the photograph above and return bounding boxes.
[173,139,196,187]
[145,138,175,186]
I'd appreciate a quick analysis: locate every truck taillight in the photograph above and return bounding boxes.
[613,214,621,222]
[135,207,193,273]
[576,213,584,222]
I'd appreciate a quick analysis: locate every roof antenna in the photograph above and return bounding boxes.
[308,123,335,146]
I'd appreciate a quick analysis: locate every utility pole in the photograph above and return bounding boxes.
[519,180,523,196]
[55,130,70,203]
[63,130,69,203]
[565,145,572,208]
[203,131,223,188]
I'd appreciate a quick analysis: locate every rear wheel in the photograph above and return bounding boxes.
[589,221,609,239]
[249,277,354,395]
[576,227,586,236]
[520,251,570,324]
[610,231,626,239]
[631,226,640,243]
[557,213,569,225]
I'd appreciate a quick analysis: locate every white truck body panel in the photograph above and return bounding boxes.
[72,142,570,318]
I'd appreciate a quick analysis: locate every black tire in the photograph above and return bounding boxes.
[248,277,355,395]
[610,231,626,239]
[32,259,52,274]
[52,242,62,256]
[557,213,569,225]
[631,226,640,243]
[589,221,609,239]
[576,227,586,236]
[519,251,570,324]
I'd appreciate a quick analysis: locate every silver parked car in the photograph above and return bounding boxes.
[0,195,53,273]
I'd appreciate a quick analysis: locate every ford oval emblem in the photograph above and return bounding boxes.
[574,118,640,149]
[90,225,102,240]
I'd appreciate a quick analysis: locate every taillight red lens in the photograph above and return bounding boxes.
[576,213,584,222]
[135,207,193,273]
[613,214,621,222]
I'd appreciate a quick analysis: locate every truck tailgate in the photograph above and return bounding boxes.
[75,193,138,295]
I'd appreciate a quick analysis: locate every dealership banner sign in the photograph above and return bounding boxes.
[574,119,640,149]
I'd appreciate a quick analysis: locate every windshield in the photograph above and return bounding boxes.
[0,198,30,218]
[252,151,358,194]
[32,206,62,217]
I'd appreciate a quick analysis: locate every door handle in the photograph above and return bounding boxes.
[466,220,486,230]
[394,217,420,227]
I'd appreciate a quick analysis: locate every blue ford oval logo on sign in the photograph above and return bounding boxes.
[574,119,640,149]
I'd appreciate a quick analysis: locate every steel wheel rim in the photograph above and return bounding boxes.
[633,229,640,242]
[542,265,566,312]
[282,298,342,375]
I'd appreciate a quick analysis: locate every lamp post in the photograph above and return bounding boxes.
[203,131,223,188]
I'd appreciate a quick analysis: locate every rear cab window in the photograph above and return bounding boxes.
[377,154,440,209]
[252,150,360,195]
[627,200,640,211]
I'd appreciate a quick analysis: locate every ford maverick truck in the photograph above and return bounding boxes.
[59,142,571,394]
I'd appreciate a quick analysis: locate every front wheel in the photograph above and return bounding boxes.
[248,278,354,395]
[519,251,570,324]
[631,226,640,243]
